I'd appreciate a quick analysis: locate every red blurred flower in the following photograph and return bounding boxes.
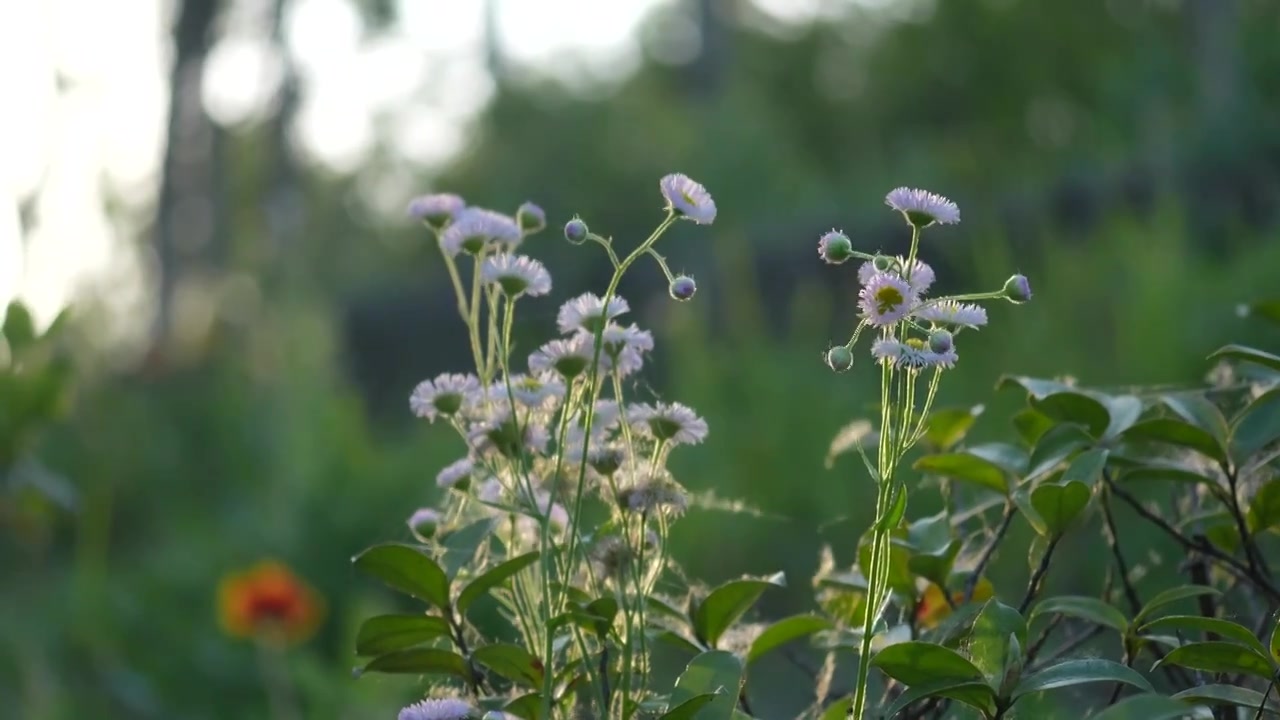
[218,560,324,645]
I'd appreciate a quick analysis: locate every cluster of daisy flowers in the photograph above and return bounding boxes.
[818,187,1032,373]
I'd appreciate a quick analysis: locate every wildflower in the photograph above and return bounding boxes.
[871,338,956,370]
[436,458,474,490]
[818,230,854,265]
[600,323,654,377]
[857,257,934,294]
[588,444,625,476]
[468,406,550,459]
[928,329,953,355]
[407,193,465,228]
[913,300,988,328]
[217,561,324,645]
[628,402,708,445]
[617,473,689,514]
[496,373,566,409]
[557,293,630,334]
[482,254,552,297]
[659,173,717,225]
[440,209,521,256]
[516,201,545,233]
[529,335,593,379]
[885,187,960,227]
[859,272,915,326]
[591,535,635,577]
[410,373,481,421]
[1003,274,1032,303]
[564,217,589,245]
[826,345,854,373]
[669,275,697,301]
[407,508,441,541]
[399,698,475,720]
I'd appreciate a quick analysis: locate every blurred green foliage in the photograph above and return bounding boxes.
[5,0,1280,717]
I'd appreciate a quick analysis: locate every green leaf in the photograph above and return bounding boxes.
[471,643,543,688]
[1138,615,1268,658]
[1030,480,1091,535]
[1119,463,1220,488]
[923,405,985,451]
[578,597,620,639]
[1161,394,1229,447]
[870,641,985,687]
[1232,386,1280,460]
[1090,693,1213,720]
[653,629,704,654]
[503,693,546,720]
[456,551,539,614]
[1172,685,1280,717]
[440,518,496,577]
[660,694,719,720]
[1240,300,1280,326]
[354,614,450,656]
[745,615,832,665]
[1210,344,1280,373]
[1123,418,1228,465]
[1101,395,1144,439]
[1032,391,1112,438]
[1062,448,1109,486]
[968,599,1028,686]
[1249,479,1280,533]
[1134,585,1221,624]
[1013,488,1048,536]
[968,443,1030,477]
[1154,641,1275,680]
[879,678,998,718]
[879,484,909,530]
[1027,424,1093,480]
[352,544,451,609]
[913,452,1009,495]
[1012,658,1154,699]
[907,543,961,588]
[1013,408,1056,447]
[356,648,469,678]
[668,651,743,720]
[2,301,37,352]
[1030,596,1128,633]
[1271,611,1280,664]
[692,573,785,648]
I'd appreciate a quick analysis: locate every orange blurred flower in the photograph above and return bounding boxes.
[915,578,995,629]
[218,560,324,645]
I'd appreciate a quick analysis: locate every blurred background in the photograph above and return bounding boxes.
[3,0,1280,717]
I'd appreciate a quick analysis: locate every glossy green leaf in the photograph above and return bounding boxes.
[1012,658,1153,698]
[456,551,539,613]
[503,693,545,720]
[653,629,704,654]
[907,542,960,588]
[968,599,1027,686]
[968,442,1030,477]
[578,597,620,639]
[1101,395,1144,440]
[1249,479,1280,533]
[870,641,985,687]
[1013,488,1048,536]
[471,643,543,688]
[668,651,743,720]
[1162,394,1229,446]
[1153,641,1275,680]
[440,517,495,577]
[879,678,998,718]
[1032,391,1112,438]
[1123,418,1227,465]
[1027,423,1093,480]
[1012,408,1056,447]
[2,300,37,352]
[659,694,719,720]
[1062,448,1108,486]
[352,544,451,609]
[1210,344,1280,373]
[1030,596,1128,633]
[1134,585,1221,624]
[1138,615,1268,658]
[913,452,1008,495]
[859,528,915,597]
[692,573,785,648]
[1232,386,1280,460]
[356,647,469,678]
[1118,464,1219,488]
[923,405,984,451]
[1030,480,1091,535]
[1171,684,1280,716]
[355,614,450,656]
[1090,693,1213,720]
[878,484,909,530]
[1271,611,1280,664]
[746,614,833,665]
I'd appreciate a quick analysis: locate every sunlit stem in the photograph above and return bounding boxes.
[645,247,676,283]
[469,255,489,384]
[588,232,622,269]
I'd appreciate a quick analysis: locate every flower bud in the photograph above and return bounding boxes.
[564,218,588,244]
[817,230,854,265]
[669,275,697,301]
[928,329,953,354]
[1003,274,1032,304]
[873,255,893,272]
[826,345,854,373]
[407,508,441,542]
[517,202,546,233]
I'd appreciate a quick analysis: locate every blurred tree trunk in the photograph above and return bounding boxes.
[153,0,221,348]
